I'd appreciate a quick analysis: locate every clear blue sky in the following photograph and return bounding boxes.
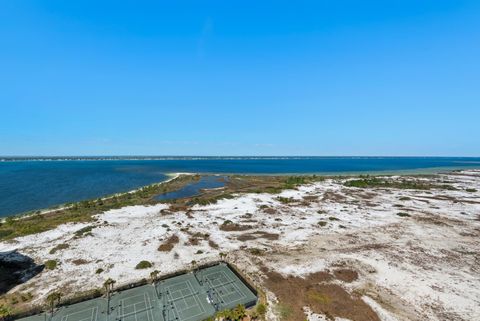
[1,1,479,156]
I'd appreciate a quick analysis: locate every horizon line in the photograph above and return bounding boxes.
[1,155,480,159]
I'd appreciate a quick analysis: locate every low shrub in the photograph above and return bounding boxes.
[49,243,69,254]
[277,197,294,204]
[256,303,267,318]
[135,261,153,269]
[249,248,264,256]
[45,259,58,270]
[74,226,94,238]
[158,234,179,252]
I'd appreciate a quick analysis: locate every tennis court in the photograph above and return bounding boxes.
[156,273,215,321]
[43,297,106,321]
[109,285,161,321]
[196,263,257,311]
[17,263,256,321]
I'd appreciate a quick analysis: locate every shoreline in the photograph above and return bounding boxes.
[2,166,480,219]
[0,173,186,222]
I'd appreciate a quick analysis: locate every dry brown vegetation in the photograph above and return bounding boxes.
[208,240,219,249]
[333,269,358,283]
[71,259,89,265]
[265,270,379,321]
[237,231,280,241]
[322,191,347,202]
[219,221,253,232]
[185,231,211,246]
[158,234,179,252]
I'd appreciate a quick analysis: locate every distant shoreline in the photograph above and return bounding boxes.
[2,155,480,162]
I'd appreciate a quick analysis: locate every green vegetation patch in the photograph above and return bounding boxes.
[215,304,247,321]
[44,260,58,270]
[345,176,456,190]
[256,303,267,318]
[49,243,70,254]
[397,212,411,217]
[74,225,94,238]
[0,304,12,318]
[228,175,324,195]
[276,197,295,204]
[135,260,153,269]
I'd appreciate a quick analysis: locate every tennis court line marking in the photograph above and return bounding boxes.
[162,279,206,321]
[202,270,247,306]
[60,306,98,321]
[118,292,154,321]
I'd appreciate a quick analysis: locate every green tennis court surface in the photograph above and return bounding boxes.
[156,273,215,321]
[17,263,257,321]
[43,296,106,321]
[195,264,257,311]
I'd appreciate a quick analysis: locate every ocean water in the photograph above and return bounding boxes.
[0,157,479,217]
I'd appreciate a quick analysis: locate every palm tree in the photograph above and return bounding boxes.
[46,291,62,315]
[150,270,160,284]
[219,252,226,261]
[103,278,116,315]
[150,269,161,298]
[190,260,197,272]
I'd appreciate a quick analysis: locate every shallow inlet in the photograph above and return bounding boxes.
[155,175,228,201]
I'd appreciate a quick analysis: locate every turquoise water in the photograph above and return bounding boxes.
[0,157,479,217]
